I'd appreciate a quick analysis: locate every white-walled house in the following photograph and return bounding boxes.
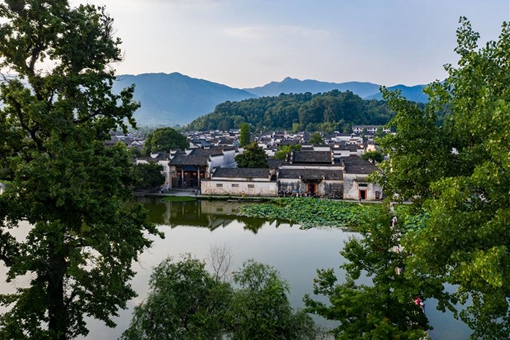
[342,156,383,200]
[201,168,278,196]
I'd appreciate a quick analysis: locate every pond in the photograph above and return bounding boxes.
[1,197,471,339]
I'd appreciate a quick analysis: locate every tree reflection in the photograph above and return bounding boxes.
[137,198,289,234]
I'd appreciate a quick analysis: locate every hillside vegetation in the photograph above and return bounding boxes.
[187,89,416,132]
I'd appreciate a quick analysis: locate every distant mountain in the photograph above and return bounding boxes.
[244,77,430,103]
[112,73,256,126]
[111,73,430,127]
[244,77,381,98]
[364,84,429,103]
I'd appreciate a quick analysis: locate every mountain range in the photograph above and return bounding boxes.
[112,72,430,127]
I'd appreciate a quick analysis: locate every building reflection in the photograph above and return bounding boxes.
[136,198,282,234]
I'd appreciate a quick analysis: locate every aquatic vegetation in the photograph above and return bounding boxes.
[238,198,375,229]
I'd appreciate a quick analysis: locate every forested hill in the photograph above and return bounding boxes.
[186,90,404,132]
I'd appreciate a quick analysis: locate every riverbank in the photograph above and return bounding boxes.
[142,188,382,205]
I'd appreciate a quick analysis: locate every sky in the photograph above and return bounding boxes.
[79,0,509,89]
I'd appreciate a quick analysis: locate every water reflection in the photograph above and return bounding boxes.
[137,197,285,233]
[1,198,471,340]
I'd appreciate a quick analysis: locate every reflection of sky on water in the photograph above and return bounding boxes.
[82,219,352,339]
[0,200,472,339]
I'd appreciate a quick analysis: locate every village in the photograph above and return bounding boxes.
[110,125,388,201]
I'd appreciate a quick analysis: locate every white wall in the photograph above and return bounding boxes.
[201,180,278,196]
[343,173,383,200]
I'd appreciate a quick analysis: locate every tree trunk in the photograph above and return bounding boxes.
[47,244,67,340]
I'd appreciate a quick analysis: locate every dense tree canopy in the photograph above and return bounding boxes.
[187,90,400,132]
[0,1,160,339]
[305,203,432,339]
[377,18,510,339]
[361,150,384,163]
[121,255,231,340]
[142,127,188,155]
[308,132,324,145]
[274,144,302,160]
[235,142,268,168]
[133,162,165,190]
[239,122,251,147]
[121,256,319,340]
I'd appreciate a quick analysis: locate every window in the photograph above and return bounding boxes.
[248,184,255,189]
[232,184,239,188]
[216,183,223,188]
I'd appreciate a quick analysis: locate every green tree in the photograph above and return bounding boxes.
[121,256,320,340]
[379,18,510,339]
[142,127,188,155]
[133,162,165,190]
[304,203,432,339]
[308,132,324,145]
[375,126,387,138]
[361,150,384,163]
[273,144,302,160]
[230,260,317,340]
[239,122,251,147]
[0,2,160,339]
[235,142,267,168]
[120,255,232,340]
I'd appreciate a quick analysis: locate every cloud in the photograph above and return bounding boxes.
[224,25,331,40]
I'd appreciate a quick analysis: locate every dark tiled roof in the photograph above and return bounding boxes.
[278,168,342,180]
[342,156,380,174]
[169,154,209,166]
[213,167,271,179]
[279,140,300,146]
[267,158,288,169]
[189,147,234,157]
[336,145,358,152]
[292,151,332,164]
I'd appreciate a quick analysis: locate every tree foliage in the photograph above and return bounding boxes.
[0,1,160,339]
[239,122,251,147]
[308,132,324,145]
[273,144,302,160]
[230,260,318,340]
[187,90,400,132]
[378,18,510,339]
[121,256,319,340]
[142,127,188,155]
[361,150,384,163]
[235,142,268,168]
[304,203,432,339]
[133,162,165,190]
[120,255,231,340]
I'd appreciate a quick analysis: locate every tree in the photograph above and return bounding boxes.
[121,256,320,340]
[230,260,318,340]
[361,150,384,163]
[239,122,251,147]
[120,255,232,340]
[304,203,432,339]
[375,126,387,138]
[235,142,267,168]
[273,144,302,160]
[142,127,188,155]
[0,2,160,339]
[133,162,165,190]
[379,18,510,338]
[308,132,324,145]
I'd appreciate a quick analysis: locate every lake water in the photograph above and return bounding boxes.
[1,197,472,339]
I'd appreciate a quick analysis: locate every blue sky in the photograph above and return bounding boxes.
[83,0,508,88]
